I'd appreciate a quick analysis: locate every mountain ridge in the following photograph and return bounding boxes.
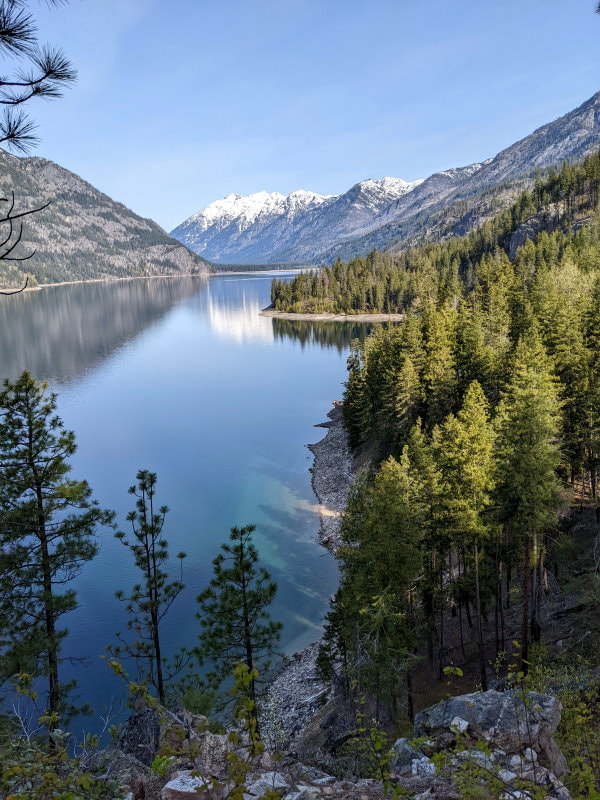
[171,90,600,265]
[0,149,211,287]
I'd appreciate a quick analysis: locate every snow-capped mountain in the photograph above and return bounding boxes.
[171,90,600,265]
[170,178,422,264]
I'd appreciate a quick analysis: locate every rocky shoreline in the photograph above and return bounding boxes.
[261,402,353,749]
[307,401,354,554]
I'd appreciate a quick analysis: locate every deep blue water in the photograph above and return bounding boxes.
[0,273,367,729]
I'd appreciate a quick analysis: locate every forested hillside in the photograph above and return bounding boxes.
[304,151,600,794]
[271,152,600,314]
[0,149,210,287]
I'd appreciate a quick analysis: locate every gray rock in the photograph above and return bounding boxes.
[160,771,212,800]
[391,737,423,776]
[498,768,517,783]
[414,689,567,776]
[411,756,436,777]
[119,708,160,766]
[246,771,290,797]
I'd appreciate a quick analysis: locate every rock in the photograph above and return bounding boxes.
[450,716,469,734]
[411,756,436,777]
[193,731,232,779]
[160,770,213,800]
[119,709,161,766]
[308,403,353,554]
[414,689,567,776]
[312,775,336,785]
[246,771,290,797]
[391,738,423,776]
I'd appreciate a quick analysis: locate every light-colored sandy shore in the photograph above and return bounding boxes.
[260,308,404,322]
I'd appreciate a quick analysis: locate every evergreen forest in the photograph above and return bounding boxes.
[273,151,600,794]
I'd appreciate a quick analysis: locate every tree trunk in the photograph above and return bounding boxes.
[521,537,531,673]
[474,542,487,690]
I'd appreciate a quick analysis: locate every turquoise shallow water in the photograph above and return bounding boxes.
[0,273,368,727]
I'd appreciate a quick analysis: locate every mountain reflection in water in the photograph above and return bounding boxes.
[0,277,206,384]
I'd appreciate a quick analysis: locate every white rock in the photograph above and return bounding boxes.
[450,715,469,733]
[523,746,538,762]
[246,771,290,797]
[411,756,436,777]
[161,771,212,799]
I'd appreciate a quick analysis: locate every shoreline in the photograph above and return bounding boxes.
[307,402,354,554]
[260,308,404,322]
[261,401,353,748]
[5,272,210,293]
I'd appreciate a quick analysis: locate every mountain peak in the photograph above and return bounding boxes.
[170,91,600,265]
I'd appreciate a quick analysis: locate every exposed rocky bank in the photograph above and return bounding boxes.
[110,687,572,799]
[307,402,353,554]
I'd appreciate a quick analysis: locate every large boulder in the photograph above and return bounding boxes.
[246,771,290,796]
[193,731,233,779]
[414,689,567,777]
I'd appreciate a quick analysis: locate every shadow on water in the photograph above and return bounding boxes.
[271,318,373,352]
[0,276,206,384]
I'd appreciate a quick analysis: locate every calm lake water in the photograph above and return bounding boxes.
[0,273,368,728]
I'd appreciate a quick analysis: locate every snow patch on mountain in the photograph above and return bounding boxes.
[170,91,600,265]
[170,178,422,264]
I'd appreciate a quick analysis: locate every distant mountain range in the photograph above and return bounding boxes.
[171,91,600,265]
[0,150,210,287]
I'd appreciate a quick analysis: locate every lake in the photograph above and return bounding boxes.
[0,273,368,729]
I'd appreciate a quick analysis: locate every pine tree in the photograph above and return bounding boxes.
[323,455,423,720]
[433,381,496,688]
[422,305,458,427]
[0,371,113,721]
[495,332,562,669]
[109,470,187,705]
[393,356,422,451]
[196,525,282,728]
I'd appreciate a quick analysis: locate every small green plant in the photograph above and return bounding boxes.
[150,754,172,777]
[0,676,121,800]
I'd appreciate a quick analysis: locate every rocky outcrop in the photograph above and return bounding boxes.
[307,402,353,553]
[413,689,567,776]
[508,203,561,259]
[400,689,571,798]
[116,686,573,800]
[119,708,161,766]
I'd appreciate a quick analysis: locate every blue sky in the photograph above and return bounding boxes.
[12,0,600,231]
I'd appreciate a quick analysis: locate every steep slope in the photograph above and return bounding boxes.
[0,149,210,287]
[321,89,600,261]
[171,177,422,264]
[172,90,600,265]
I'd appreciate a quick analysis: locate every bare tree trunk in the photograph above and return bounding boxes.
[474,542,487,690]
[521,537,531,673]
